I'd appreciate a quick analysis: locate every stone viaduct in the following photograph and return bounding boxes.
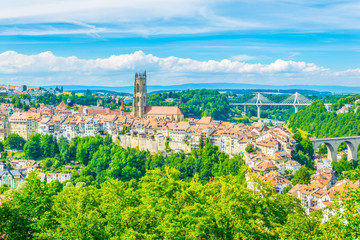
[311,136,360,162]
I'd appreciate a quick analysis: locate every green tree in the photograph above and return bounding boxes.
[198,138,203,149]
[5,162,12,170]
[292,131,303,143]
[0,184,9,194]
[43,158,54,169]
[0,141,4,152]
[40,185,106,239]
[300,137,314,157]
[121,126,129,134]
[289,99,360,139]
[316,143,327,156]
[293,150,312,169]
[76,136,103,165]
[24,134,42,159]
[147,89,231,121]
[1,165,359,238]
[165,141,171,152]
[5,133,26,150]
[339,167,360,181]
[292,166,311,185]
[321,187,360,238]
[0,172,54,239]
[332,159,352,175]
[245,144,254,153]
[104,134,112,146]
[41,134,54,157]
[283,185,292,194]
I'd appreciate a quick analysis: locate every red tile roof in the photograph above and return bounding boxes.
[144,106,183,115]
[253,160,277,172]
[196,116,214,125]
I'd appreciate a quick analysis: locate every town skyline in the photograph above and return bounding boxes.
[1,1,360,237]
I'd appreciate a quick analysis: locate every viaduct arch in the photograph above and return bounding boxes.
[311,136,360,162]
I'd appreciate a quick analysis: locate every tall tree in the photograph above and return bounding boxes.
[5,133,26,150]
[292,166,311,185]
[24,134,42,159]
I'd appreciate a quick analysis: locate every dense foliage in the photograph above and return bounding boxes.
[289,98,360,160]
[148,89,231,120]
[36,92,121,109]
[331,95,360,111]
[0,94,31,111]
[23,134,58,160]
[5,133,26,150]
[288,101,360,138]
[291,166,311,185]
[1,168,359,239]
[1,128,360,239]
[2,92,360,238]
[339,167,360,181]
[21,134,246,184]
[290,131,314,169]
[332,159,352,175]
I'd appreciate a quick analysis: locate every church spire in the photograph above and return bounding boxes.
[120,100,125,111]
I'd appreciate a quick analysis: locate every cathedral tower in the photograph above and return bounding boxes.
[132,71,147,118]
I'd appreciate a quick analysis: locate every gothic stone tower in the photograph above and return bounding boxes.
[132,71,148,118]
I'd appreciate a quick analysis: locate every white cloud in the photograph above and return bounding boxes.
[0,50,359,86]
[0,50,327,74]
[335,68,360,76]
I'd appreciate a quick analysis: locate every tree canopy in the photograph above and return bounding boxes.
[1,168,359,239]
[288,101,360,138]
[5,133,26,150]
[148,89,231,120]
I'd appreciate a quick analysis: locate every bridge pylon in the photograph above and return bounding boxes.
[252,92,274,119]
[294,92,300,113]
[256,93,262,119]
[281,92,313,113]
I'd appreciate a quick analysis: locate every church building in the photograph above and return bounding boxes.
[132,72,184,122]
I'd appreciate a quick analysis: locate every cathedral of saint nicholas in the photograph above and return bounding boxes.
[132,72,184,122]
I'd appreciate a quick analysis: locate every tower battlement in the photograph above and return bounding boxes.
[135,71,146,80]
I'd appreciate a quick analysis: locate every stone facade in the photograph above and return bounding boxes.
[116,134,191,154]
[8,112,40,140]
[132,72,148,118]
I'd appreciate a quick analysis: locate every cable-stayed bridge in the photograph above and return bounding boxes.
[230,92,331,119]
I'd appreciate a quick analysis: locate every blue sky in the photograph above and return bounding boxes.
[0,0,359,86]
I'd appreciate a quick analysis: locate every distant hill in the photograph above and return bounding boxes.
[42,83,360,94]
[69,89,129,96]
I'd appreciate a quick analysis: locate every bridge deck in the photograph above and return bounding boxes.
[311,136,360,142]
[230,103,311,106]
